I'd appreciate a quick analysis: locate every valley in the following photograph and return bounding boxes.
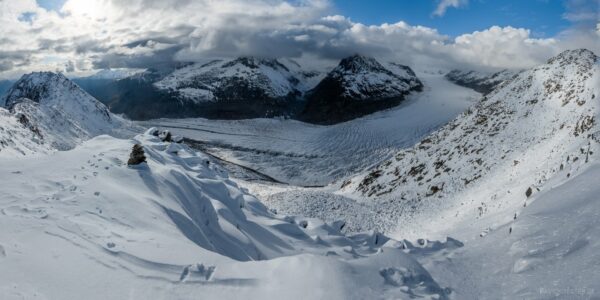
[0,49,598,300]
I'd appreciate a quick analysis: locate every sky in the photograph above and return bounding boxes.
[334,0,571,37]
[0,0,598,79]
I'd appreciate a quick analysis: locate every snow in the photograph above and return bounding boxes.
[0,132,451,300]
[416,162,600,299]
[0,107,52,157]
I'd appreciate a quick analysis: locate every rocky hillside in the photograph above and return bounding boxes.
[0,72,134,151]
[301,55,423,124]
[446,69,518,94]
[338,49,599,231]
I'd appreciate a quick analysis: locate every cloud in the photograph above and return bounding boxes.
[433,0,468,17]
[0,0,597,79]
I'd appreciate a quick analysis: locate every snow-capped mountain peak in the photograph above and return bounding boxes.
[0,71,134,152]
[2,72,110,121]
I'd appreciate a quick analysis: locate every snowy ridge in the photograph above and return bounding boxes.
[0,72,136,151]
[339,49,599,233]
[154,57,307,103]
[0,130,453,299]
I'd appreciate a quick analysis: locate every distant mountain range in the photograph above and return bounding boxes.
[67,55,423,124]
[0,56,528,125]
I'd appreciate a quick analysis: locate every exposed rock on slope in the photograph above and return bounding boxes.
[339,49,599,231]
[301,55,423,124]
[0,107,52,157]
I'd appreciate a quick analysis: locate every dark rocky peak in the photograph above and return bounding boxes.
[222,56,289,71]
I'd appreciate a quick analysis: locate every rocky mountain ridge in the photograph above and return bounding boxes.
[337,49,599,232]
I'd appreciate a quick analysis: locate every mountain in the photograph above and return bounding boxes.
[152,57,311,119]
[72,56,424,124]
[337,49,599,232]
[445,69,518,94]
[0,72,133,151]
[155,57,311,103]
[76,58,321,121]
[301,55,423,124]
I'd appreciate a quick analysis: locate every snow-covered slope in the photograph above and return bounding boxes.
[301,55,423,124]
[1,72,135,151]
[0,131,452,300]
[338,49,599,234]
[155,57,307,103]
[445,69,518,94]
[418,161,600,299]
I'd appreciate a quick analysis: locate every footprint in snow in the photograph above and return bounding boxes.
[0,245,5,257]
[179,264,216,282]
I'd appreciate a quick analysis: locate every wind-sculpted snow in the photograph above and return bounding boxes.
[0,130,454,299]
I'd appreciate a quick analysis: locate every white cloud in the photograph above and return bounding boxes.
[433,0,468,17]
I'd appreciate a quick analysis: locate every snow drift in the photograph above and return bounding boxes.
[0,130,453,299]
